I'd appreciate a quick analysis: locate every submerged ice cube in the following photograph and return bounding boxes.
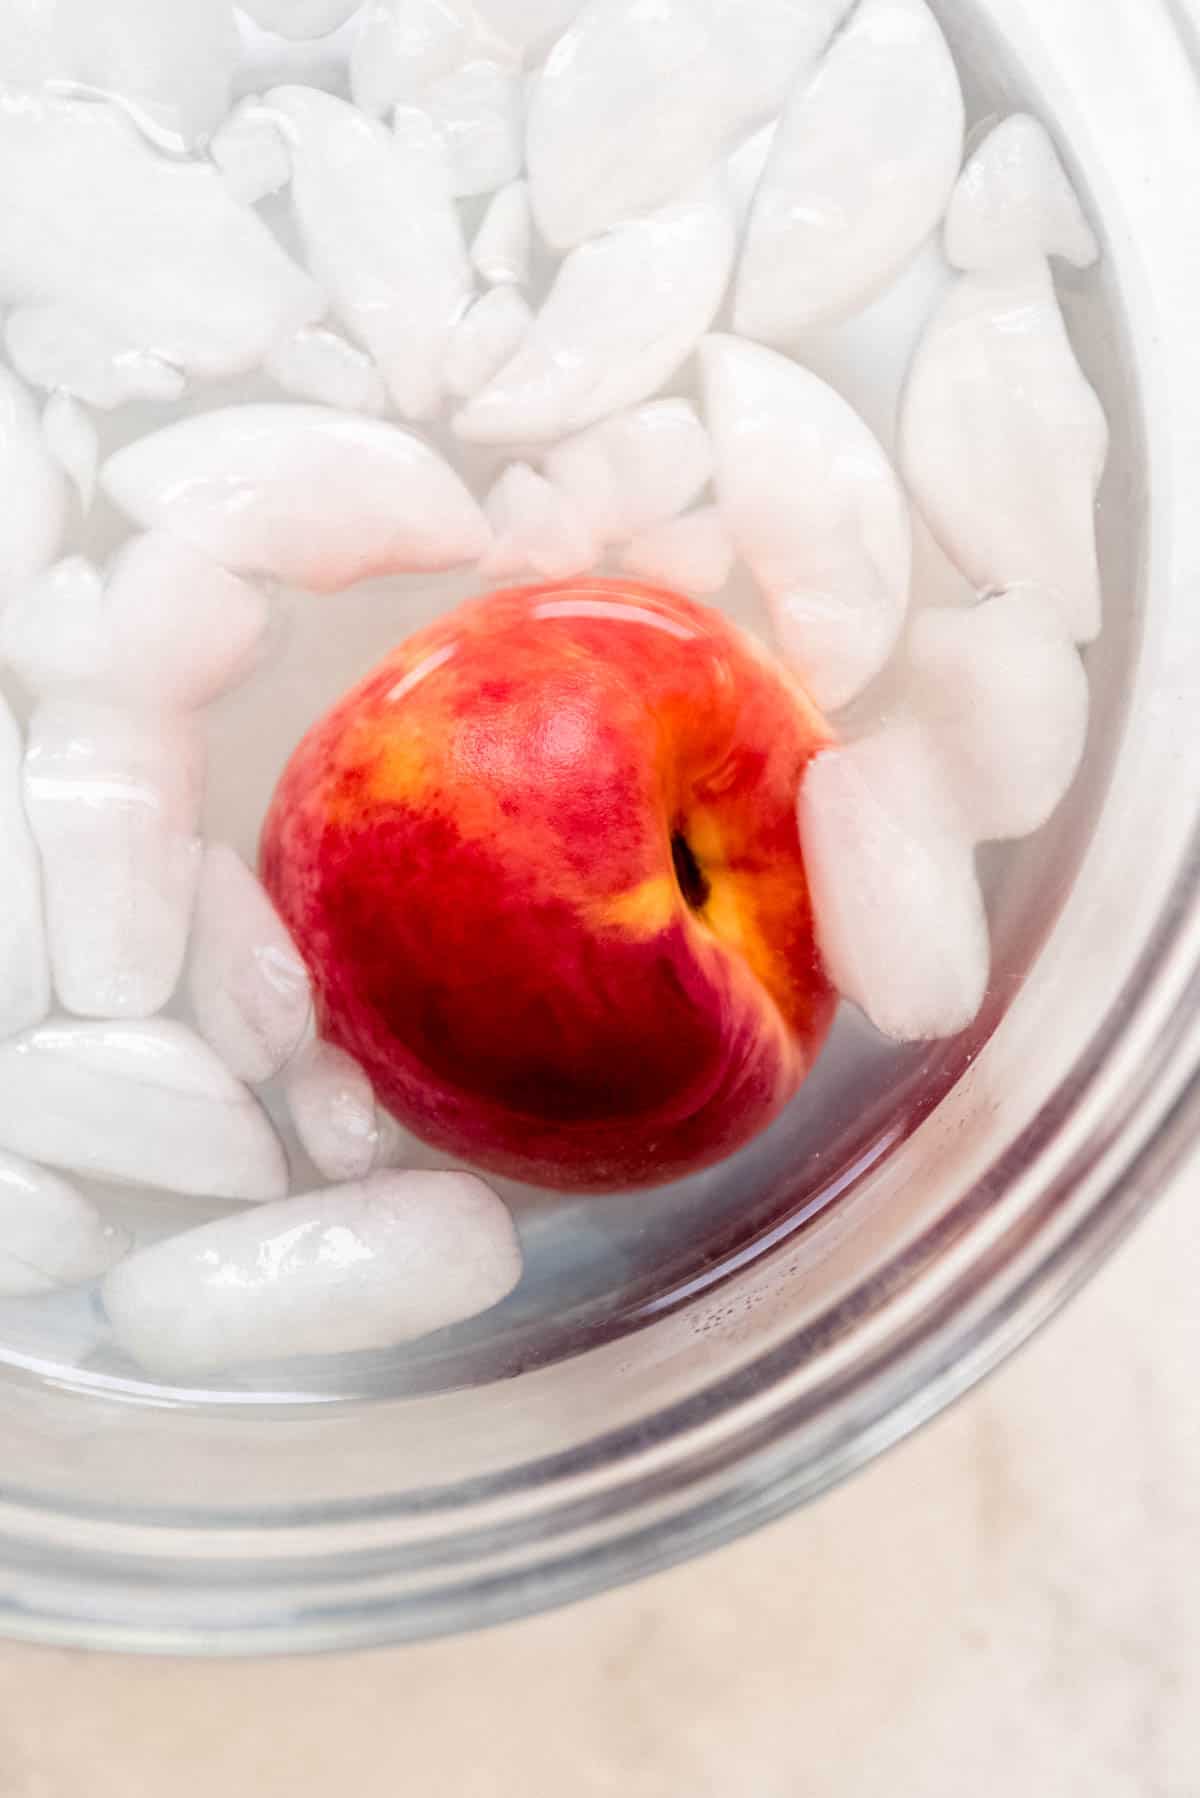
[242,0,366,38]
[350,0,475,117]
[944,114,1099,274]
[4,536,270,711]
[102,1169,522,1374]
[187,843,312,1085]
[210,98,293,203]
[900,261,1108,641]
[471,179,533,286]
[445,285,533,400]
[0,1017,288,1199]
[267,86,472,420]
[703,334,911,712]
[264,325,387,414]
[49,0,240,151]
[41,392,97,512]
[542,400,712,546]
[470,0,582,60]
[285,1039,384,1182]
[0,94,321,382]
[24,701,205,1020]
[906,585,1090,843]
[0,366,67,602]
[234,2,361,94]
[5,303,186,409]
[481,462,596,580]
[101,404,490,591]
[0,1149,129,1299]
[734,0,963,342]
[455,182,736,444]
[0,696,51,1042]
[780,235,952,454]
[621,507,734,597]
[526,0,853,249]
[423,56,523,197]
[798,720,989,1041]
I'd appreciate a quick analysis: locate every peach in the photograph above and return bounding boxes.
[261,581,835,1190]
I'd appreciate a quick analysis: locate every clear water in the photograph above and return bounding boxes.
[0,3,1140,1404]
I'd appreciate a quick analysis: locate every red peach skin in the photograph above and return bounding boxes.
[261,580,836,1190]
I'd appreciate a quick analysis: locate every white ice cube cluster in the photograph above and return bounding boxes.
[0,0,1107,1371]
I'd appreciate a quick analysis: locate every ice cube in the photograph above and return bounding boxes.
[541,432,619,543]
[471,179,533,286]
[0,1,237,153]
[735,0,963,344]
[542,400,713,545]
[102,1169,522,1374]
[726,120,778,232]
[0,95,321,382]
[350,0,474,116]
[234,2,361,93]
[285,1039,383,1182]
[0,1017,288,1198]
[526,0,853,249]
[481,463,596,580]
[101,533,271,709]
[264,325,387,414]
[621,508,734,597]
[798,719,989,1040]
[0,1150,129,1299]
[906,586,1090,842]
[0,1282,109,1363]
[470,0,582,61]
[899,261,1108,642]
[101,404,490,592]
[424,57,522,197]
[445,285,533,399]
[945,114,1099,274]
[0,367,67,602]
[4,536,270,711]
[455,181,736,444]
[266,86,472,420]
[0,696,51,1042]
[188,843,312,1085]
[50,0,239,151]
[241,0,366,37]
[1,558,105,696]
[702,334,911,712]
[24,700,204,1019]
[0,0,55,85]
[783,235,952,454]
[41,391,97,512]
[210,98,293,203]
[5,304,186,409]
[351,6,524,192]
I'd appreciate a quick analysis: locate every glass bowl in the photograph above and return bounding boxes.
[2,0,1199,1652]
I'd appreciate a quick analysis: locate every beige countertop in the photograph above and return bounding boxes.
[0,1171,1195,1797]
